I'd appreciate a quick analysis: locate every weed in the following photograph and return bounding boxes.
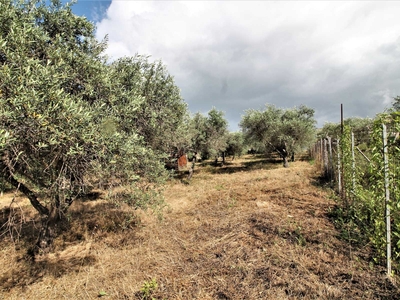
[140,278,158,300]
[215,184,224,191]
[327,205,366,247]
[227,197,237,208]
[294,226,307,247]
[254,176,266,181]
[98,290,107,297]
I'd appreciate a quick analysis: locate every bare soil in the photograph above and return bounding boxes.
[0,155,399,299]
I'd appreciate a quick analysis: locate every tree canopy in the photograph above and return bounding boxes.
[110,56,188,154]
[318,117,374,149]
[0,0,185,251]
[226,132,246,160]
[240,104,316,167]
[189,108,229,162]
[392,96,400,111]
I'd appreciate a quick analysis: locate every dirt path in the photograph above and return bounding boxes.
[1,157,399,299]
[151,159,398,299]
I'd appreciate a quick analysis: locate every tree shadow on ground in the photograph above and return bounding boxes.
[310,173,337,190]
[0,196,141,290]
[171,154,313,180]
[0,191,104,246]
[196,158,284,175]
[170,159,283,181]
[0,250,96,290]
[76,191,102,202]
[0,206,39,247]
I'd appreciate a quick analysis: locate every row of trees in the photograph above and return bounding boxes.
[184,104,317,167]
[0,0,318,251]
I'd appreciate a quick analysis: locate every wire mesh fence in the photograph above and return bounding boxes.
[311,117,400,276]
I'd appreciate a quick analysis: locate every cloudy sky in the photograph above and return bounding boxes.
[69,1,400,131]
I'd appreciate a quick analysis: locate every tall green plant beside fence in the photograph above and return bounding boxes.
[368,120,390,265]
[315,114,400,273]
[340,125,354,208]
[360,115,400,270]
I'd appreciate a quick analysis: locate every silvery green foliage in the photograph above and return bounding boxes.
[226,132,246,159]
[318,117,374,146]
[240,104,316,166]
[0,0,184,248]
[189,108,229,160]
[0,0,106,215]
[110,56,188,154]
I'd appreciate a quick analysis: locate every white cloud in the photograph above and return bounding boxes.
[96,1,400,131]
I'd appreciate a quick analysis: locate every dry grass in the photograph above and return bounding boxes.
[0,155,398,299]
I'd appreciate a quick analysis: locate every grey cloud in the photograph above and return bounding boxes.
[97,1,400,131]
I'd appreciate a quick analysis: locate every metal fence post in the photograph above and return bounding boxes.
[382,123,391,276]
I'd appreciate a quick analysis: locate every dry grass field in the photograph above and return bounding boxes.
[0,155,399,299]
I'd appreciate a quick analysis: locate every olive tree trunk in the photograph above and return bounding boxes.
[283,155,289,168]
[2,162,71,253]
[36,205,61,251]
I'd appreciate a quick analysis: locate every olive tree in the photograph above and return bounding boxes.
[0,0,168,252]
[318,117,374,149]
[189,108,229,164]
[392,96,400,111]
[240,104,316,167]
[226,132,246,160]
[189,112,208,157]
[110,56,188,155]
[205,108,229,163]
